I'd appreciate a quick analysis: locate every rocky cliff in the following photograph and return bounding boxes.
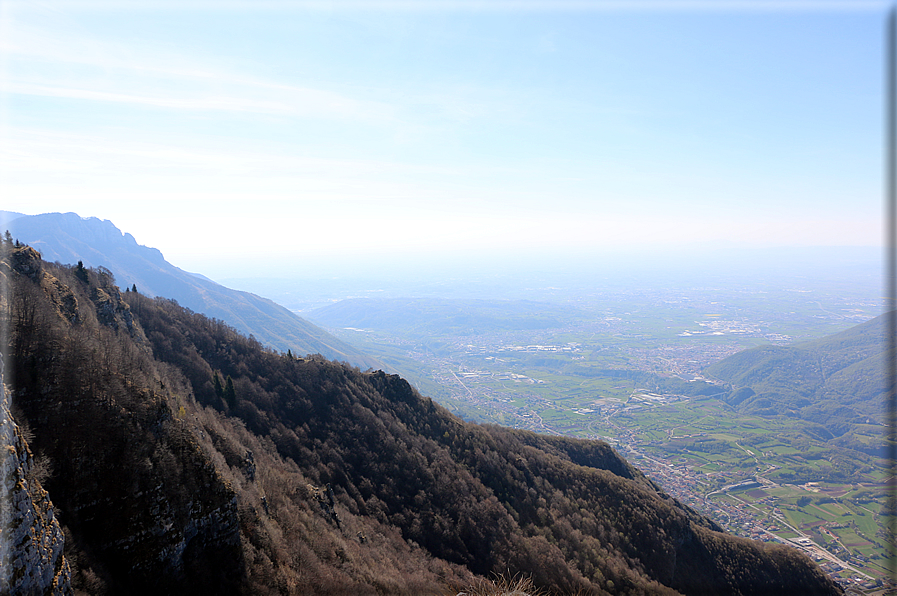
[0,373,71,595]
[11,248,246,594]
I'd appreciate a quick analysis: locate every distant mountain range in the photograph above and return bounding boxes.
[704,312,891,453]
[4,212,379,369]
[307,296,571,336]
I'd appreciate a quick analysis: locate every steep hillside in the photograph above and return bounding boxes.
[704,313,889,450]
[6,212,378,369]
[0,373,72,595]
[4,242,841,595]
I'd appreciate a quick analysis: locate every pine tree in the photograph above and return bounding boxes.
[213,373,224,399]
[224,376,237,410]
[75,261,89,284]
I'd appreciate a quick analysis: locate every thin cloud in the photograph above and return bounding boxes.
[2,13,538,129]
[1,0,887,11]
[1,127,472,200]
[3,21,398,122]
[7,82,298,114]
[6,69,397,124]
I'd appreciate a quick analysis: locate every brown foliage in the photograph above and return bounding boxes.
[2,247,842,596]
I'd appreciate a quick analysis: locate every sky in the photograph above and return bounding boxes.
[0,1,889,280]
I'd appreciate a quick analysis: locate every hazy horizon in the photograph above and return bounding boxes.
[1,1,886,283]
[1,209,884,293]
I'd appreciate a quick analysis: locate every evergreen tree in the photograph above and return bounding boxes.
[224,376,237,410]
[132,284,138,293]
[75,260,89,284]
[213,372,224,399]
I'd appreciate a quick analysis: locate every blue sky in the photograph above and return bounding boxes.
[0,1,887,278]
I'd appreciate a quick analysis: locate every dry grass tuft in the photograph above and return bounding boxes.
[450,573,547,596]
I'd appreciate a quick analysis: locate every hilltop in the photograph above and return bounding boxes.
[704,313,890,454]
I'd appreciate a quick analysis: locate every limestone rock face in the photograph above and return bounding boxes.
[3,245,81,325]
[8,246,42,282]
[90,283,134,332]
[0,375,72,595]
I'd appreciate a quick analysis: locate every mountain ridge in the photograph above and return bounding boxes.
[703,312,890,453]
[6,212,379,370]
[3,240,842,595]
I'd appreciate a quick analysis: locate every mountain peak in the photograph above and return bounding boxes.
[7,212,379,369]
[7,212,166,267]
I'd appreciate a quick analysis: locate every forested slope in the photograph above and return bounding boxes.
[704,313,889,452]
[4,241,841,595]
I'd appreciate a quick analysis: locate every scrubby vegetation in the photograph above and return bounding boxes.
[2,240,841,595]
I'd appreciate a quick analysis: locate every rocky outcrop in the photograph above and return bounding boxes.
[89,283,134,333]
[0,374,72,595]
[8,246,42,282]
[3,245,81,325]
